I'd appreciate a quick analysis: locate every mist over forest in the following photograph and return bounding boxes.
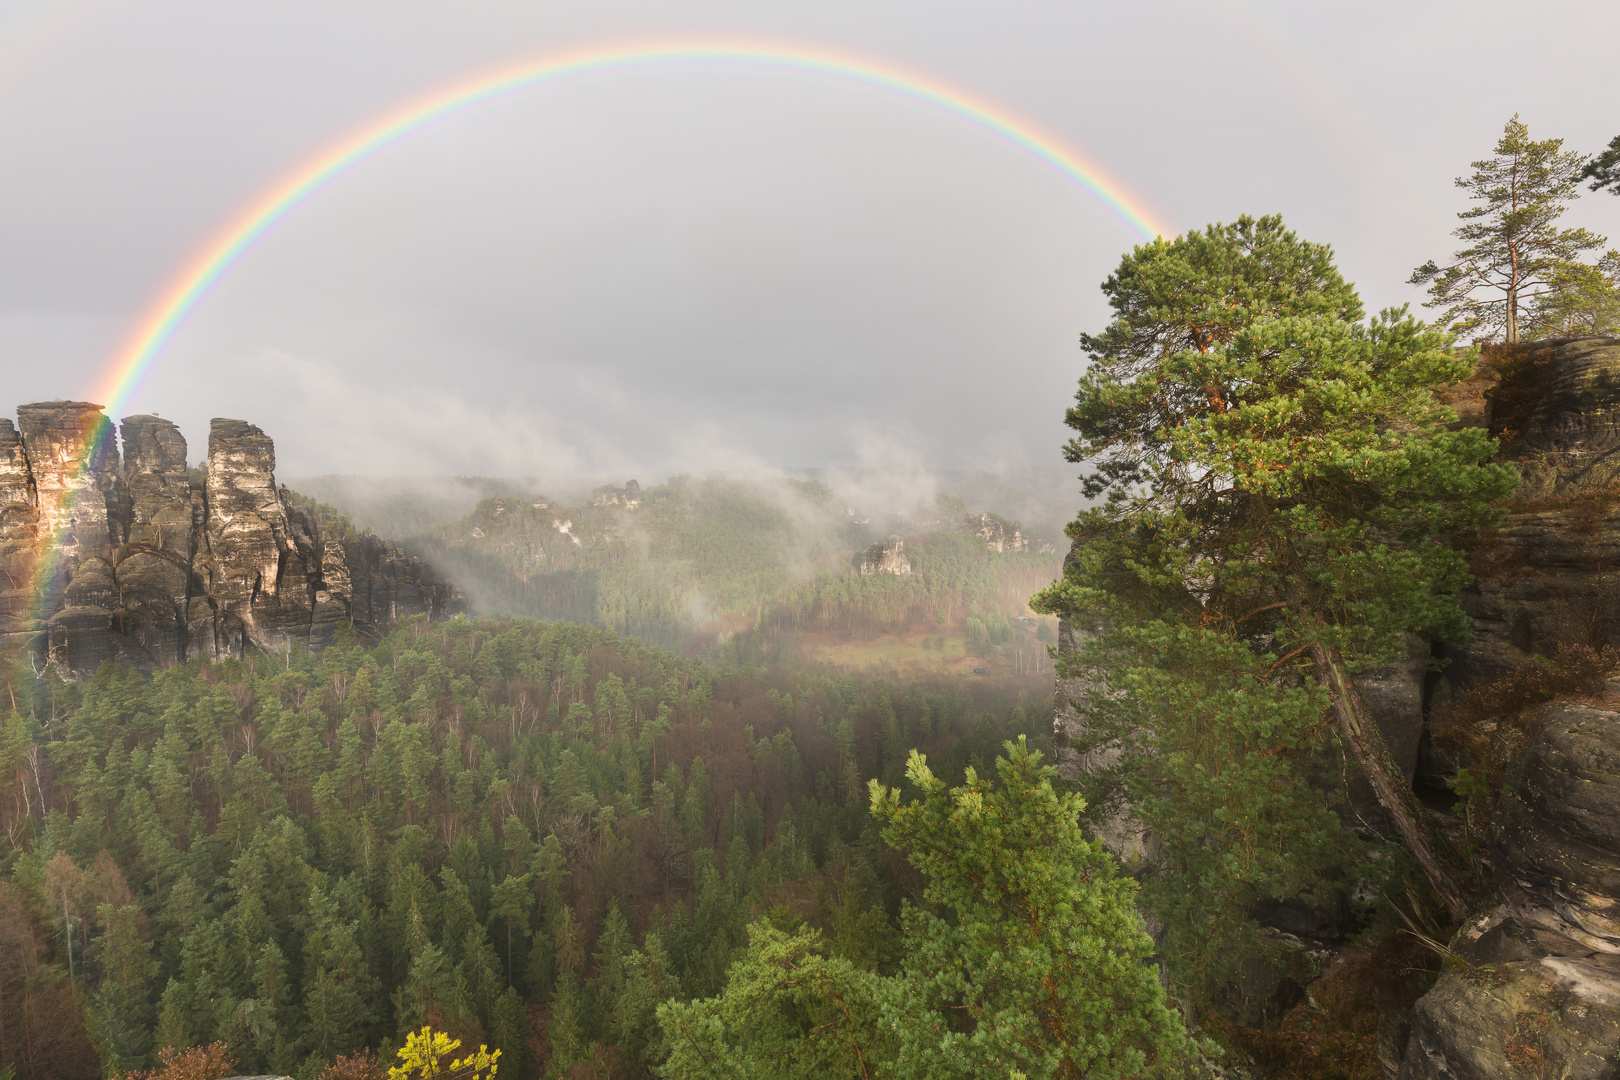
[283,467,1079,548]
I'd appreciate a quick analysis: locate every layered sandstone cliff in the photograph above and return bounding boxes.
[0,403,458,676]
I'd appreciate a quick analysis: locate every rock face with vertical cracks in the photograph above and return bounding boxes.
[1399,689,1620,1080]
[0,403,459,676]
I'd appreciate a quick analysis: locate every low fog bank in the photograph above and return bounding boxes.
[289,466,1083,547]
[285,474,609,538]
[788,466,1081,543]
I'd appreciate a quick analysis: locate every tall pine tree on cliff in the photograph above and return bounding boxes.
[1409,115,1606,343]
[1034,215,1519,919]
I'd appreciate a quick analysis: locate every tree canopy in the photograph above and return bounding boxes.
[0,617,1059,1079]
[1037,216,1519,920]
[1582,133,1620,196]
[659,739,1190,1079]
[1410,115,1607,343]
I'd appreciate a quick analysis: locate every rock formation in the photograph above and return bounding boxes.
[592,480,641,508]
[951,511,1055,554]
[1438,337,1620,688]
[0,403,458,677]
[1400,690,1620,1079]
[1392,338,1620,1074]
[964,511,1029,553]
[858,535,911,576]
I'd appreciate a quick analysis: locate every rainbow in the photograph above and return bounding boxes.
[93,38,1169,417]
[23,39,1171,657]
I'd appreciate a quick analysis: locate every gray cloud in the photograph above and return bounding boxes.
[0,0,1615,484]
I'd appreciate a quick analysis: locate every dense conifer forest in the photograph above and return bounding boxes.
[0,616,1060,1079]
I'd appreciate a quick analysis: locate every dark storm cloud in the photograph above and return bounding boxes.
[0,0,1614,481]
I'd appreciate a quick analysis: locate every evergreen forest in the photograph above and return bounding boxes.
[0,616,1091,1079]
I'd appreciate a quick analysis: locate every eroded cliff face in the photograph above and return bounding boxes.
[0,403,458,676]
[1401,691,1620,1080]
[1436,338,1620,689]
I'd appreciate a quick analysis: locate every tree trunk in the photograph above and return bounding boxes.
[1307,638,1468,920]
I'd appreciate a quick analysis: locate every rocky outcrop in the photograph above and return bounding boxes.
[0,403,458,677]
[956,511,1056,554]
[858,535,911,576]
[1492,695,1620,956]
[1400,689,1620,1079]
[0,420,39,650]
[1399,948,1620,1080]
[1361,338,1620,1074]
[592,480,641,508]
[964,511,1029,553]
[117,415,197,667]
[1440,337,1620,689]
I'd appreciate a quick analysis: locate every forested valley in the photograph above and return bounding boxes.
[0,617,1064,1079]
[3,114,1620,1080]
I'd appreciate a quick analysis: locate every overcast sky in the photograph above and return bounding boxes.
[0,0,1615,483]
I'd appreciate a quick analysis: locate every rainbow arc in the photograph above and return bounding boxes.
[19,39,1173,649]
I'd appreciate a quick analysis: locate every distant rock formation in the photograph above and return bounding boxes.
[858,535,911,576]
[592,480,641,508]
[0,403,458,677]
[963,511,1029,553]
[952,511,1055,554]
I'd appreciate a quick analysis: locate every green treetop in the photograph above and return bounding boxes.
[871,740,1187,1078]
[1525,249,1620,339]
[1071,214,1362,502]
[1037,217,1519,918]
[1582,134,1620,197]
[658,739,1189,1079]
[1410,115,1607,343]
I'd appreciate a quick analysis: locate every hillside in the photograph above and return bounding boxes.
[383,476,1064,673]
[0,614,1056,1079]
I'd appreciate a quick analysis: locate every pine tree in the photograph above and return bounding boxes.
[89,903,158,1072]
[1583,134,1620,196]
[872,740,1187,1078]
[1525,250,1620,338]
[660,741,1187,1079]
[1410,115,1606,343]
[1037,216,1519,917]
[657,923,892,1080]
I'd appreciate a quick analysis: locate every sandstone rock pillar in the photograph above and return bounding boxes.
[118,415,195,665]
